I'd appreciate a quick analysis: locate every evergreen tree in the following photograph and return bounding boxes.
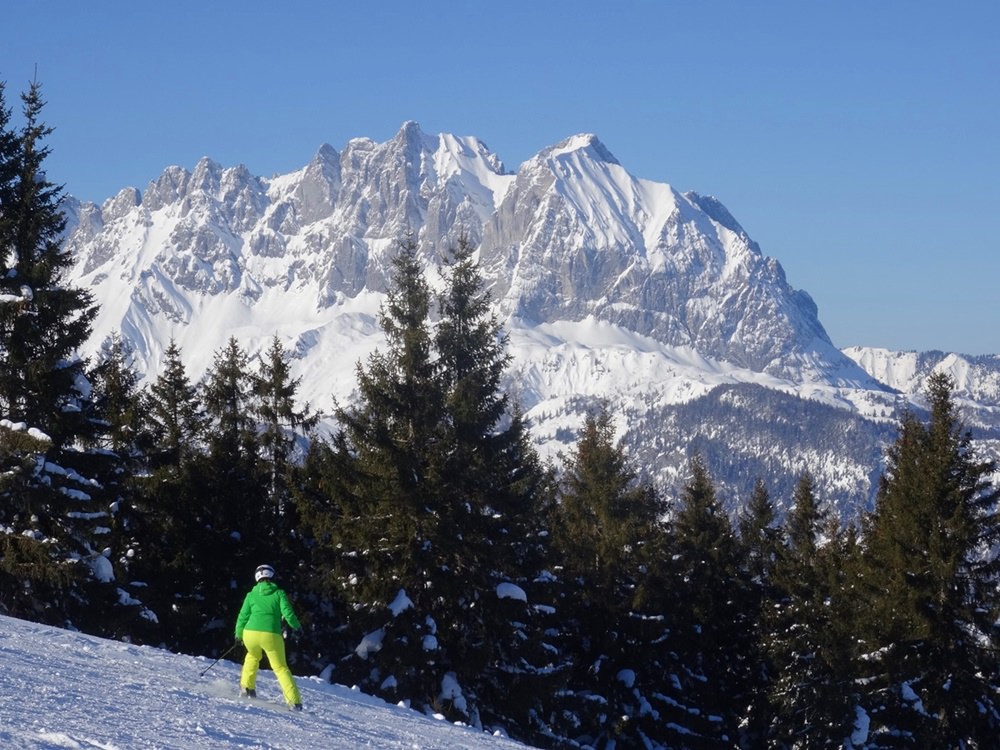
[766,472,857,748]
[738,477,781,597]
[0,423,74,620]
[0,78,96,441]
[288,432,359,665]
[88,332,145,459]
[82,331,155,639]
[549,404,677,748]
[306,235,554,741]
[319,235,450,709]
[785,471,824,557]
[666,453,749,747]
[856,372,1000,746]
[129,339,213,650]
[199,337,268,643]
[736,478,782,745]
[553,406,660,609]
[248,334,318,659]
[0,78,114,629]
[201,337,264,533]
[251,335,317,523]
[332,234,442,589]
[671,454,739,623]
[0,81,19,246]
[143,339,207,468]
[431,236,554,731]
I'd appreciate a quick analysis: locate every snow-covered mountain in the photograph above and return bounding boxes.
[61,122,1000,516]
[844,347,1000,436]
[0,614,533,749]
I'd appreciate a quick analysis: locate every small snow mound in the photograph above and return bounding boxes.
[355,628,385,659]
[495,582,527,602]
[617,669,636,688]
[440,672,468,715]
[850,705,871,747]
[90,554,115,583]
[388,588,414,616]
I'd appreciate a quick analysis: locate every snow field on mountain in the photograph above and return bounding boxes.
[0,614,532,750]
[67,123,886,414]
[431,132,515,211]
[60,121,1000,513]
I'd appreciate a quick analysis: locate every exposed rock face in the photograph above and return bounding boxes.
[61,122,999,515]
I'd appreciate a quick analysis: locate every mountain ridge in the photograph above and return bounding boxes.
[61,121,1000,515]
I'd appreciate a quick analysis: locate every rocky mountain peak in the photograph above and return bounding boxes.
[61,126,969,515]
[63,126,867,383]
[538,133,620,166]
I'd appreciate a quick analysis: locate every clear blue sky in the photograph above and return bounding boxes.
[3,1,997,354]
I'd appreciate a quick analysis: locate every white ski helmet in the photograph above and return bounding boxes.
[255,564,276,582]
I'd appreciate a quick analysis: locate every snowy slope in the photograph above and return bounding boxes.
[0,614,532,750]
[844,346,1000,402]
[844,346,1000,434]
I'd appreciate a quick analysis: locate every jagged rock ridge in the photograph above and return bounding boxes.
[61,122,1000,515]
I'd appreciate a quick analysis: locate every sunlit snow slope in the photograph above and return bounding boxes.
[0,615,532,750]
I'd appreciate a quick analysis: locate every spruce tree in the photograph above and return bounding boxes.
[785,471,824,557]
[857,372,1000,746]
[309,235,553,740]
[737,477,782,600]
[201,337,264,532]
[554,406,661,608]
[735,478,782,745]
[199,337,268,640]
[0,424,74,620]
[251,335,317,523]
[334,234,442,592]
[288,432,359,662]
[431,236,554,731]
[88,332,145,459]
[766,472,858,748]
[130,339,212,650]
[143,339,207,468]
[0,78,114,628]
[82,331,155,639]
[321,235,450,711]
[671,454,738,622]
[249,334,318,651]
[0,81,18,246]
[666,453,749,746]
[549,404,677,748]
[0,79,96,440]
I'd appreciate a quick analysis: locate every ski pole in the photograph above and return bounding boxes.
[199,642,240,677]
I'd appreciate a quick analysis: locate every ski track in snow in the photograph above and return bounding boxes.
[0,615,531,749]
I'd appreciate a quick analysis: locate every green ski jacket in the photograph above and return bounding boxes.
[235,580,301,639]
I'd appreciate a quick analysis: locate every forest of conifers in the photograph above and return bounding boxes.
[2,78,999,750]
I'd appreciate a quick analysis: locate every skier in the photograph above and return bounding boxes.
[234,564,304,710]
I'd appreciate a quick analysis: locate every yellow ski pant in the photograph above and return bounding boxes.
[240,629,301,706]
